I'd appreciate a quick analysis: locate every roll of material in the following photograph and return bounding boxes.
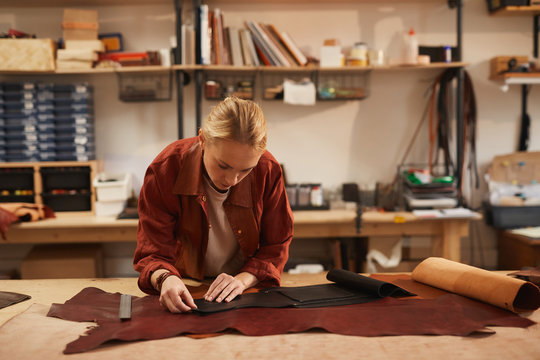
[412,257,540,313]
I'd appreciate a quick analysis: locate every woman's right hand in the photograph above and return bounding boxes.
[159,275,198,313]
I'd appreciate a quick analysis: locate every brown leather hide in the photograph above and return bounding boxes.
[47,276,535,354]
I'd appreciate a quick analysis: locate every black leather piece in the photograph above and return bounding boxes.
[194,291,291,313]
[0,291,31,309]
[193,269,415,314]
[327,268,415,297]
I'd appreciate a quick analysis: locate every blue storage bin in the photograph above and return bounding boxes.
[53,114,93,126]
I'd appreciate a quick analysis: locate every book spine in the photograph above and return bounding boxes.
[243,29,261,66]
[245,21,277,66]
[252,22,288,66]
[261,23,296,67]
[239,29,253,66]
[280,31,308,66]
[227,27,244,66]
[199,4,211,65]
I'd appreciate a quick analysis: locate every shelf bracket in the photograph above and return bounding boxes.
[534,15,539,59]
[174,0,184,139]
[447,0,458,9]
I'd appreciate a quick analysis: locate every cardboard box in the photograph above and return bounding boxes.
[21,244,103,279]
[0,39,56,71]
[63,9,98,40]
[485,151,540,229]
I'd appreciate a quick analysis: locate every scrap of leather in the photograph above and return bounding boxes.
[412,257,540,313]
[47,278,535,354]
[509,266,540,286]
[0,291,31,309]
[194,269,415,313]
[0,208,18,240]
[0,203,55,241]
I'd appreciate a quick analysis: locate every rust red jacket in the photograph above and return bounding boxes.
[134,137,293,294]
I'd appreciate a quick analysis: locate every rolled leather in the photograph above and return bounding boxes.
[412,257,540,313]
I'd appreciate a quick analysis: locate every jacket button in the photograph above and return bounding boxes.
[237,229,242,235]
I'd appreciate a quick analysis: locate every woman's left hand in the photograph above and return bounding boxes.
[204,272,258,303]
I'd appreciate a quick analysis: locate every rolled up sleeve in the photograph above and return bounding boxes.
[133,166,182,294]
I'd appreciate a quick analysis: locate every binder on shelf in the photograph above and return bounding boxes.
[199,4,211,65]
[279,31,308,66]
[260,23,296,66]
[240,29,259,66]
[246,21,278,66]
[227,27,244,66]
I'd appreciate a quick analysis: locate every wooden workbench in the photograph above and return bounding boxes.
[4,209,480,264]
[0,273,538,360]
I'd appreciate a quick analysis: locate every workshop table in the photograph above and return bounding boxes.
[4,210,480,266]
[0,273,538,360]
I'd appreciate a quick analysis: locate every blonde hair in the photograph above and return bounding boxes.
[201,97,267,153]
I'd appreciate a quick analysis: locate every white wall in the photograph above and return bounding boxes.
[1,0,538,275]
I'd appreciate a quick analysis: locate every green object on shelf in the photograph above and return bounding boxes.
[405,172,423,185]
[432,176,454,184]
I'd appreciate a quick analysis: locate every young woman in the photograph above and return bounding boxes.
[134,96,293,313]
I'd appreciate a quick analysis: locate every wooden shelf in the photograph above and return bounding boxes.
[0,65,172,75]
[491,72,540,85]
[490,5,540,16]
[173,62,467,72]
[0,0,171,7]
[0,62,468,76]
[0,0,450,6]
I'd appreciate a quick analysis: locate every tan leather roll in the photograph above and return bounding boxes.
[412,257,540,313]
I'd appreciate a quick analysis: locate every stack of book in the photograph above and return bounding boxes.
[57,9,101,70]
[196,5,308,67]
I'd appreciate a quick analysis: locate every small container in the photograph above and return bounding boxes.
[444,45,452,63]
[349,42,368,67]
[310,185,324,207]
[403,28,418,65]
[93,173,132,201]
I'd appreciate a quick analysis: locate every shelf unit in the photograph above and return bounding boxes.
[1,0,467,197]
[0,160,98,214]
[189,0,467,200]
[490,4,539,151]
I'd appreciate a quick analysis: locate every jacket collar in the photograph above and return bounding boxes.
[172,140,252,208]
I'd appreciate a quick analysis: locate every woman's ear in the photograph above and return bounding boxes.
[198,129,205,150]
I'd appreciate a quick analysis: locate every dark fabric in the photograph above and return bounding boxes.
[0,208,18,241]
[193,269,415,313]
[47,285,536,355]
[0,203,55,241]
[134,136,294,293]
[0,291,31,309]
[509,267,540,286]
[327,268,414,297]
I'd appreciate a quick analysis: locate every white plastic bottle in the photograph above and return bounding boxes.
[310,185,324,207]
[403,28,418,65]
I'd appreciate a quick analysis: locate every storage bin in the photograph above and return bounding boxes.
[41,192,92,212]
[40,166,91,190]
[95,199,127,217]
[21,244,104,279]
[93,172,132,201]
[484,202,540,229]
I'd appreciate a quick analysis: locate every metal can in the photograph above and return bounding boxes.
[444,46,452,63]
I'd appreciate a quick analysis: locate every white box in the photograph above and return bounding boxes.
[93,173,132,201]
[95,199,127,217]
[320,45,343,67]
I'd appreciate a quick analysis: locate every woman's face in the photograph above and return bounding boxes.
[201,137,262,192]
